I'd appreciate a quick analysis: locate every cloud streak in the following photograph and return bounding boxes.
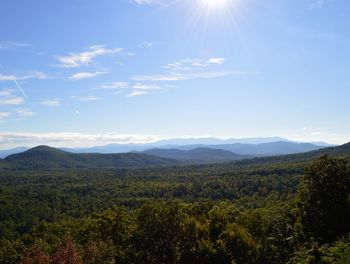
[56,45,123,68]
[39,99,61,106]
[94,82,130,90]
[72,95,101,101]
[132,70,249,82]
[16,109,35,117]
[69,71,108,80]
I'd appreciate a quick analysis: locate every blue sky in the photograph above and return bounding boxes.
[0,0,349,148]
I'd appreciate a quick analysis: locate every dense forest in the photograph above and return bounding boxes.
[0,144,350,263]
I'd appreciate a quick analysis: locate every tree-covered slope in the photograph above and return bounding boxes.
[1,145,178,169]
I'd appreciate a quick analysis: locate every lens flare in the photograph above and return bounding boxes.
[200,0,229,9]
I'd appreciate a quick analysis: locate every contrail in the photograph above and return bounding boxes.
[10,75,27,99]
[0,64,28,99]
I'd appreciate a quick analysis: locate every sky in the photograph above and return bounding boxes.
[0,0,349,148]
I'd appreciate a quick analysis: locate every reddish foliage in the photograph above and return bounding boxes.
[20,246,50,264]
[51,238,82,264]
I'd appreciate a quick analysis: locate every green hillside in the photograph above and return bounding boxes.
[1,145,178,170]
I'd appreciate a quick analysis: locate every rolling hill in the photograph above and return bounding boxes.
[0,145,178,170]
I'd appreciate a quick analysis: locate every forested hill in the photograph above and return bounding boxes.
[236,142,350,165]
[0,145,178,170]
[1,143,349,170]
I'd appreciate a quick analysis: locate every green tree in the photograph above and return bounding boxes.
[298,156,350,242]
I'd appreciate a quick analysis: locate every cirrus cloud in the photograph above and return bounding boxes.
[56,45,123,68]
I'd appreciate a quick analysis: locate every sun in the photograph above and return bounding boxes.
[193,0,241,23]
[200,0,229,9]
[186,0,242,34]
[195,0,240,18]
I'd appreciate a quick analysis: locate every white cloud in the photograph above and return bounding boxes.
[133,70,247,82]
[74,95,101,101]
[208,57,227,65]
[39,99,61,106]
[0,132,159,148]
[16,109,35,117]
[0,97,24,105]
[26,71,50,80]
[128,83,165,96]
[133,73,184,81]
[0,112,10,120]
[69,71,108,80]
[95,82,130,90]
[132,83,163,91]
[164,57,228,71]
[126,90,149,97]
[0,89,24,105]
[56,45,123,68]
[0,89,15,97]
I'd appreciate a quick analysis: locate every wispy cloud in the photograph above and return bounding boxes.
[0,89,14,97]
[126,83,165,97]
[164,57,227,71]
[39,99,61,106]
[0,112,10,120]
[0,89,24,105]
[56,45,123,68]
[0,97,24,105]
[95,82,130,90]
[16,109,35,117]
[132,83,164,91]
[69,71,108,80]
[208,57,227,65]
[0,41,29,50]
[132,70,247,82]
[126,90,149,97]
[73,95,101,101]
[133,57,255,83]
[0,132,159,148]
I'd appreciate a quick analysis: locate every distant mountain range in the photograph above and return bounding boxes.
[236,142,350,165]
[0,142,349,170]
[142,147,249,163]
[0,137,334,158]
